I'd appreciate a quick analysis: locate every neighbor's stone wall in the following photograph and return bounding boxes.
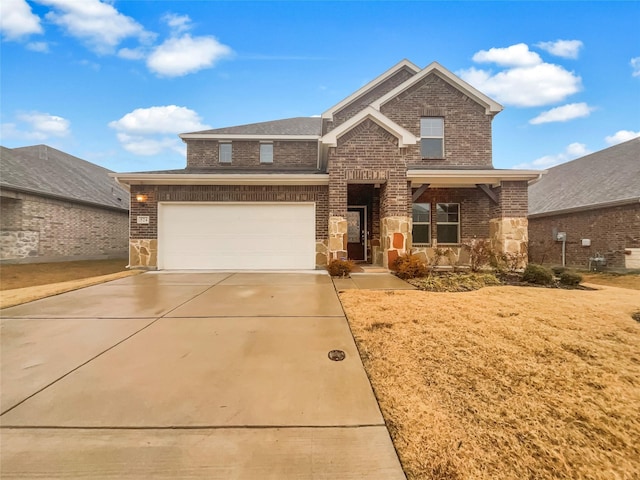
[381,72,494,168]
[186,140,318,169]
[129,184,329,269]
[528,203,640,269]
[322,66,417,134]
[0,190,128,263]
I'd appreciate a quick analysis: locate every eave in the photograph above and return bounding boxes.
[528,197,640,219]
[110,173,330,189]
[179,134,320,141]
[407,169,545,188]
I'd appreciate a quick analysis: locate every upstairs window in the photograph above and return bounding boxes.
[219,143,232,163]
[260,143,273,163]
[436,203,459,244]
[412,203,431,244]
[420,117,444,158]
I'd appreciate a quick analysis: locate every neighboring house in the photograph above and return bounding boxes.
[528,138,640,270]
[112,60,543,270]
[0,145,129,263]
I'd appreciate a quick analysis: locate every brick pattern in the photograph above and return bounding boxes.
[328,119,406,218]
[130,184,329,240]
[0,190,128,261]
[494,181,529,218]
[186,140,318,169]
[323,67,417,134]
[381,73,493,167]
[412,187,493,243]
[528,204,640,268]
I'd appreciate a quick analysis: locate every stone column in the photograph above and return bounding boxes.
[381,216,411,268]
[328,216,348,261]
[490,181,529,267]
[129,239,158,269]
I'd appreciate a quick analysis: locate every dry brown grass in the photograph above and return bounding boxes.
[582,272,640,290]
[340,285,640,480]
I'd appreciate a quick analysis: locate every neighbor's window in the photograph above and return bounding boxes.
[412,203,431,244]
[219,143,232,163]
[260,143,273,163]
[420,117,444,158]
[436,203,459,244]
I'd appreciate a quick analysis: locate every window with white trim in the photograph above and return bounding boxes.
[219,143,232,163]
[260,143,273,163]
[412,203,431,244]
[420,117,444,158]
[436,203,459,244]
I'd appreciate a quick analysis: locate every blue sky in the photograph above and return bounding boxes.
[1,0,639,172]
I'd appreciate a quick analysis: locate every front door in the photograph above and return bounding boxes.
[347,206,366,261]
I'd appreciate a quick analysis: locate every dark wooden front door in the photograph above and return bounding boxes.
[347,206,366,261]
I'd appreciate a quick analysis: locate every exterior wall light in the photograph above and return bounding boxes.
[136,194,147,202]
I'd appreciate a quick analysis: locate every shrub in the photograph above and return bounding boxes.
[522,263,554,285]
[327,258,355,277]
[559,271,582,286]
[552,266,567,276]
[392,253,428,279]
[463,239,493,272]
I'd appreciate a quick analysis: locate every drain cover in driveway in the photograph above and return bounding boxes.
[328,350,346,361]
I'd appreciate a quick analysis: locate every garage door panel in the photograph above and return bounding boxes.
[159,204,315,270]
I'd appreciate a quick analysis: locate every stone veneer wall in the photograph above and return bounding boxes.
[128,184,329,269]
[1,190,128,263]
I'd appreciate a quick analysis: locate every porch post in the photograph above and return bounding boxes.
[489,181,529,267]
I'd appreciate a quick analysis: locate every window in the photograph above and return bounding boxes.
[219,143,232,163]
[436,203,459,244]
[420,117,444,158]
[260,143,273,163]
[412,203,431,244]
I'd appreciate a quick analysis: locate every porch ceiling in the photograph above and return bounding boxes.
[407,169,544,188]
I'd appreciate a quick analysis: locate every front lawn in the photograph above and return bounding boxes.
[340,285,640,479]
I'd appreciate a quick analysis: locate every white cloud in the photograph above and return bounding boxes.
[605,130,640,145]
[529,102,594,125]
[35,0,154,54]
[536,40,583,59]
[513,142,590,169]
[631,57,640,77]
[1,111,71,141]
[26,41,50,52]
[109,105,210,156]
[459,63,582,107]
[117,47,145,60]
[0,0,43,40]
[472,43,542,67]
[147,34,232,77]
[163,13,192,34]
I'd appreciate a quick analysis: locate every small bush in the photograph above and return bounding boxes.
[463,239,493,272]
[552,266,567,276]
[522,263,554,285]
[327,258,355,277]
[559,271,583,286]
[392,253,428,279]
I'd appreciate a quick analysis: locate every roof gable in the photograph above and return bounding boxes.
[0,145,129,210]
[321,59,420,120]
[371,62,503,115]
[321,106,417,147]
[528,137,640,216]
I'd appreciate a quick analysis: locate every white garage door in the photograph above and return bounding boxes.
[158,203,316,270]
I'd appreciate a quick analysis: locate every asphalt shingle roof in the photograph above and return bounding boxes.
[0,145,129,211]
[528,137,640,216]
[187,117,322,136]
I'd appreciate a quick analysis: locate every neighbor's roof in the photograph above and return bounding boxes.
[528,137,640,217]
[0,145,129,211]
[182,117,322,137]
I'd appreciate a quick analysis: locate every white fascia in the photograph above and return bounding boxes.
[321,59,421,120]
[321,107,418,147]
[110,173,329,189]
[180,133,320,141]
[407,169,546,188]
[371,62,503,116]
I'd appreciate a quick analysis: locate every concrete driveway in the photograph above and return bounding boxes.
[0,272,405,479]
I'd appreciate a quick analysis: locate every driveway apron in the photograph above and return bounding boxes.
[1,272,405,479]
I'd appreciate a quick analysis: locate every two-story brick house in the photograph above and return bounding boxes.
[113,60,543,270]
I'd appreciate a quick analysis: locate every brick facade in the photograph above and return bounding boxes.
[0,190,128,263]
[528,204,640,269]
[130,184,329,240]
[186,140,318,169]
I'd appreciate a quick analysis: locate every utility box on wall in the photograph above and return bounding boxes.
[556,232,567,241]
[581,239,591,247]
